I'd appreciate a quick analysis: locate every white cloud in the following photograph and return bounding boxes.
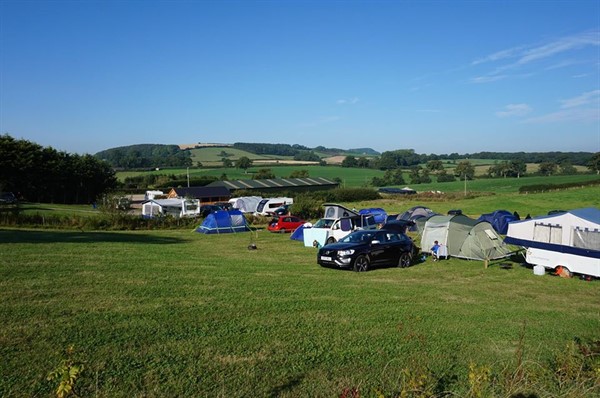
[523,108,599,124]
[496,104,532,118]
[336,97,359,105]
[470,75,508,84]
[472,46,525,65]
[516,31,599,65]
[559,90,600,109]
[470,30,600,83]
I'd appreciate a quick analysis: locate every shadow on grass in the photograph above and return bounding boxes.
[0,229,186,244]
[269,374,304,396]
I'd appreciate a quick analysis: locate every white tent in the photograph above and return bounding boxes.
[504,208,600,277]
[228,196,263,213]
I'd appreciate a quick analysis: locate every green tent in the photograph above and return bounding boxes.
[421,214,511,261]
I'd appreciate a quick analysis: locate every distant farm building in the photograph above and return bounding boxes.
[167,186,231,204]
[207,177,339,194]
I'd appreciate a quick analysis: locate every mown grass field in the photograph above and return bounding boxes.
[1,228,599,397]
[189,147,292,165]
[117,163,599,190]
[1,188,599,397]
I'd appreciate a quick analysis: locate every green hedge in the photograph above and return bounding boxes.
[0,212,201,230]
[519,179,600,193]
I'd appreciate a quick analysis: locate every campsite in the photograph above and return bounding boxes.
[1,183,599,397]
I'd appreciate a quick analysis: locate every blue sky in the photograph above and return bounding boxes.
[1,0,599,155]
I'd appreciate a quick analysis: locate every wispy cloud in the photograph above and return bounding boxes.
[470,75,508,84]
[545,60,578,70]
[523,90,600,124]
[523,108,599,124]
[336,97,359,105]
[516,31,598,65]
[470,30,600,83]
[559,90,600,108]
[472,46,526,65]
[496,103,532,118]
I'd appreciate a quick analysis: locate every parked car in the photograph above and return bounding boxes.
[214,202,233,211]
[273,204,291,216]
[317,228,418,272]
[267,216,305,233]
[200,204,223,217]
[0,192,17,204]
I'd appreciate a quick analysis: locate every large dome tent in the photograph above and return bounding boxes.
[195,210,251,234]
[421,214,511,261]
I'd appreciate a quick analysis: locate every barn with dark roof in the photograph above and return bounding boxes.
[207,177,339,194]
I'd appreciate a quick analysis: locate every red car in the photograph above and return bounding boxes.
[267,216,305,233]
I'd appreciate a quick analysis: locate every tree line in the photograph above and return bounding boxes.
[95,144,192,168]
[0,135,117,204]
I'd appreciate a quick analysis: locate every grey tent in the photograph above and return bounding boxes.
[421,214,511,261]
[395,205,439,232]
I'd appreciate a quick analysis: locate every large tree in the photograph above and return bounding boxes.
[0,134,117,204]
[587,152,600,175]
[235,156,253,173]
[454,160,475,180]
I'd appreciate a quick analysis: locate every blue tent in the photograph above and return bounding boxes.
[359,208,388,224]
[195,210,250,234]
[290,225,307,241]
[477,210,518,235]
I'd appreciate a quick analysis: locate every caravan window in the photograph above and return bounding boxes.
[573,227,600,251]
[533,223,562,244]
[256,199,269,213]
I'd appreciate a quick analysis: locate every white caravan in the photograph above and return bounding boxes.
[142,199,200,218]
[254,197,294,216]
[504,208,600,278]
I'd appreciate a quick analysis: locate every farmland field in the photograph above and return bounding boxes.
[117,164,600,192]
[1,187,599,397]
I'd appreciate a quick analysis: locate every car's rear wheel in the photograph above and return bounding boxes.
[353,255,369,272]
[398,252,411,268]
[326,237,336,245]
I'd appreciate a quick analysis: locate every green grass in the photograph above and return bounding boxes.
[408,174,599,193]
[189,147,292,165]
[117,163,599,191]
[2,201,599,397]
[354,185,600,220]
[117,165,386,186]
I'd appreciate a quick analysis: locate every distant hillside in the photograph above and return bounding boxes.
[95,144,192,168]
[347,148,380,156]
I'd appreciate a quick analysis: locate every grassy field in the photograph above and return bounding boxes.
[1,227,599,397]
[117,165,599,193]
[355,185,600,220]
[2,186,600,397]
[189,147,292,166]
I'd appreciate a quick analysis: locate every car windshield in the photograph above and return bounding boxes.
[339,231,376,244]
[313,218,335,228]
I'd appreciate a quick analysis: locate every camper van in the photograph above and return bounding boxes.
[302,204,377,247]
[505,208,600,278]
[254,197,294,216]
